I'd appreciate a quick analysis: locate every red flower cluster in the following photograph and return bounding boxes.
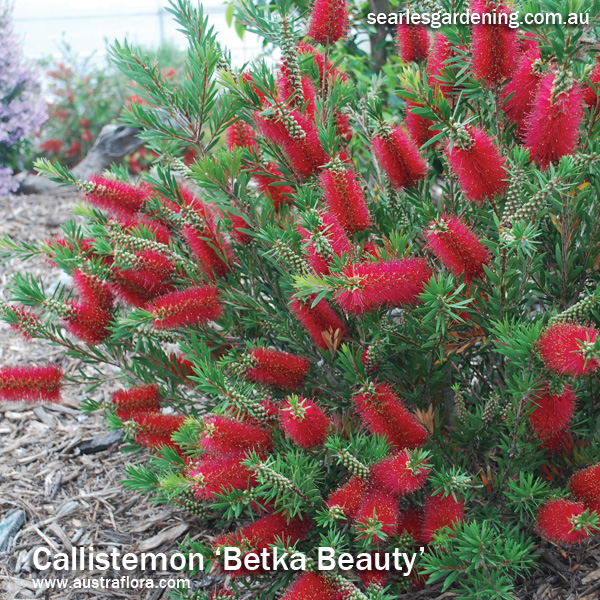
[538,323,599,376]
[150,286,222,330]
[427,34,456,97]
[536,499,589,544]
[258,111,327,180]
[298,211,352,275]
[0,365,63,403]
[445,126,508,204]
[226,120,257,151]
[406,101,435,147]
[397,24,430,63]
[252,163,294,211]
[190,452,256,500]
[502,45,542,135]
[524,73,584,169]
[282,572,340,600]
[319,167,372,234]
[244,348,310,390]
[326,475,368,519]
[355,491,399,542]
[335,258,431,315]
[212,513,312,576]
[133,413,186,450]
[279,396,331,448]
[290,295,348,350]
[112,384,161,421]
[528,386,575,442]
[422,493,465,543]
[307,0,348,45]
[583,62,600,106]
[84,176,148,218]
[371,450,430,496]
[569,464,600,513]
[199,414,273,455]
[64,301,112,345]
[470,0,518,86]
[112,249,176,307]
[352,383,429,449]
[425,215,490,282]
[373,126,428,189]
[72,270,114,312]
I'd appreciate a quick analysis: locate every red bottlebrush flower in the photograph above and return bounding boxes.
[425,215,491,282]
[0,365,63,403]
[226,120,258,151]
[501,47,543,135]
[518,31,539,55]
[397,507,425,542]
[307,0,348,45]
[569,464,600,508]
[335,111,352,142]
[9,306,41,340]
[150,286,222,330]
[445,126,508,204]
[352,383,429,449]
[84,176,148,218]
[39,139,63,154]
[279,396,331,448]
[182,225,232,280]
[116,212,173,246]
[112,384,161,421]
[470,0,518,86]
[64,302,111,345]
[72,270,114,312]
[112,268,172,307]
[277,68,317,117]
[373,126,428,189]
[200,415,273,455]
[253,163,295,211]
[584,63,600,106]
[190,453,256,500]
[245,348,310,390]
[405,101,435,147]
[397,24,430,63]
[319,167,372,234]
[422,494,464,543]
[538,323,599,376]
[112,249,176,307]
[524,73,584,169]
[355,491,399,542]
[282,573,340,600]
[133,413,186,450]
[536,499,589,544]
[213,513,312,575]
[298,211,353,275]
[326,476,369,519]
[540,428,572,454]
[228,213,252,245]
[371,450,430,497]
[357,553,389,589]
[334,258,431,315]
[258,110,328,180]
[528,386,575,440]
[297,42,349,86]
[290,295,348,351]
[427,34,456,97]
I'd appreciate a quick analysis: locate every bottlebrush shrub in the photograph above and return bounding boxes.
[2,1,600,599]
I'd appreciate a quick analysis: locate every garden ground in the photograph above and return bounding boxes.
[0,192,599,600]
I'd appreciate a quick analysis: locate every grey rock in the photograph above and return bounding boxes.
[19,124,143,195]
[78,430,123,454]
[0,509,25,551]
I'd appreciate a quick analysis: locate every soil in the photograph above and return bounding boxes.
[0,192,599,600]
